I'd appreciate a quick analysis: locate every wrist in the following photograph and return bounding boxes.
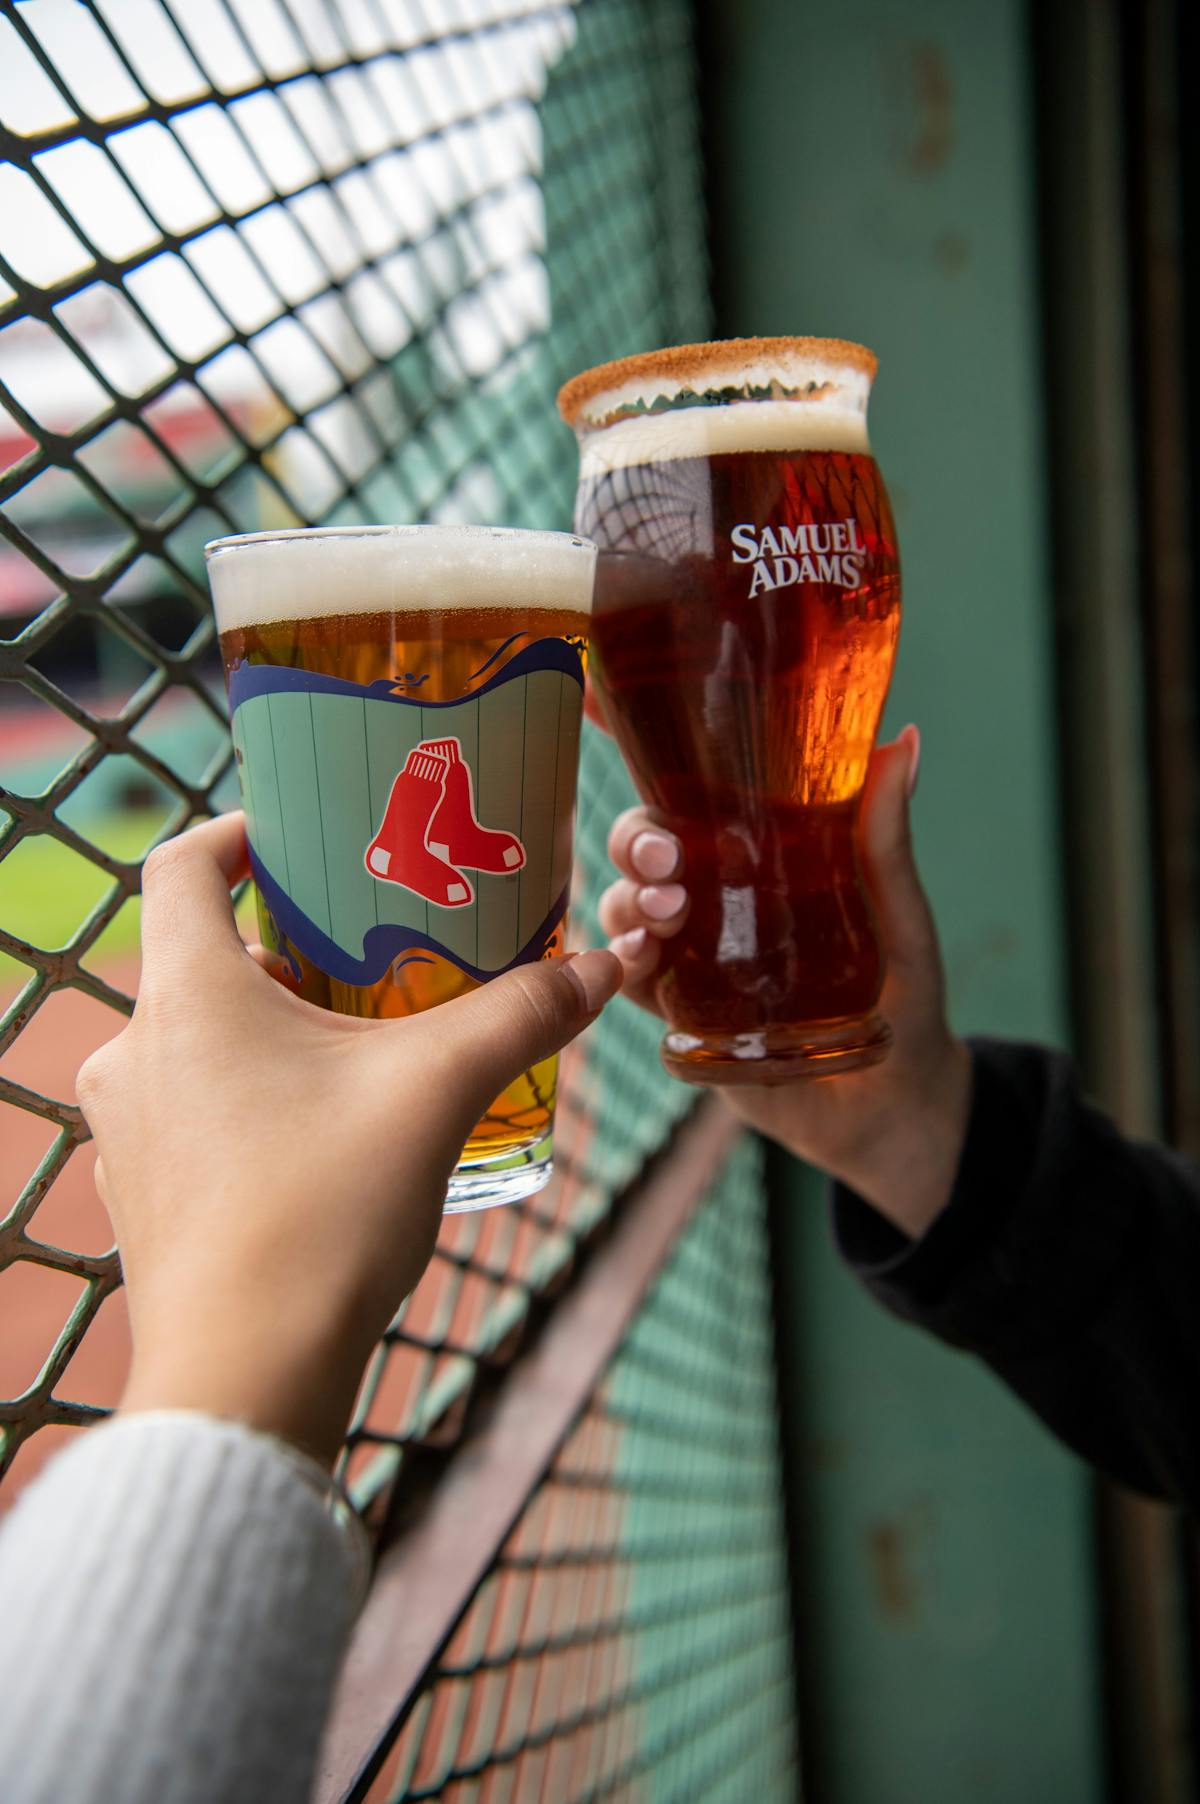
[121,1297,376,1468]
[826,1035,973,1240]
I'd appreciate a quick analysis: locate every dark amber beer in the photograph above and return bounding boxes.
[560,338,900,1083]
[206,525,594,1208]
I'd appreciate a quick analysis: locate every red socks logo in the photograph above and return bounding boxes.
[364,737,526,909]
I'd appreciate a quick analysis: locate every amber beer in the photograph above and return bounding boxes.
[206,525,595,1210]
[560,338,900,1082]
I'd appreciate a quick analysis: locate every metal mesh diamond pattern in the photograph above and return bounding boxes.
[0,2,801,1794]
[0,0,707,1493]
[364,1136,798,1804]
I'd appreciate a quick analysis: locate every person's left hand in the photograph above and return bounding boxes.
[77,813,620,1464]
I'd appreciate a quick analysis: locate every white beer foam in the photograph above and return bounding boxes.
[577,399,870,476]
[206,524,596,633]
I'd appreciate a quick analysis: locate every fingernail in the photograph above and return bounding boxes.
[631,830,679,882]
[610,926,648,962]
[903,724,921,799]
[639,882,687,921]
[563,948,619,1013]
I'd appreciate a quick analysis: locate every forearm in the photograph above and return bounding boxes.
[0,1414,358,1804]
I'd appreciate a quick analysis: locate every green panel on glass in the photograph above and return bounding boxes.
[268,693,333,939]
[712,0,1103,1798]
[475,683,526,970]
[311,695,380,950]
[235,673,586,975]
[240,698,289,893]
[517,670,570,942]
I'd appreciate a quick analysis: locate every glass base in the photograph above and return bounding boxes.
[445,1142,554,1213]
[660,1013,892,1087]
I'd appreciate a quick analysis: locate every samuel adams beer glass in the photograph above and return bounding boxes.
[206,524,595,1209]
[560,337,901,1083]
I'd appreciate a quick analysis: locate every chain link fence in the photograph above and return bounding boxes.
[1,0,798,1792]
[363,1138,797,1803]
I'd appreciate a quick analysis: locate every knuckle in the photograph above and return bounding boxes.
[502,967,568,1048]
[141,837,187,886]
[597,885,624,934]
[612,877,639,914]
[75,1038,120,1113]
[608,807,647,859]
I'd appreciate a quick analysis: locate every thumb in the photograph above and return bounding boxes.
[859,726,939,973]
[417,948,622,1102]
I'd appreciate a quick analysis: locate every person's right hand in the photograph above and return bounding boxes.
[600,727,972,1240]
[77,812,621,1466]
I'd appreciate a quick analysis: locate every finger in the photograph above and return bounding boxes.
[139,813,251,980]
[598,878,642,938]
[858,728,939,971]
[408,950,622,1105]
[243,938,288,981]
[598,877,690,941]
[608,925,661,982]
[607,808,681,883]
[606,927,665,1019]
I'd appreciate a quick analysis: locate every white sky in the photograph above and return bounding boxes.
[0,0,578,423]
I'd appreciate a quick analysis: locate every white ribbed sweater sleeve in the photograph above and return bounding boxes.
[0,1413,358,1804]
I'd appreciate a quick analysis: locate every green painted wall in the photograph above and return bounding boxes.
[707,0,1104,1797]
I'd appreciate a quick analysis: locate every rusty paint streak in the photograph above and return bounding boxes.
[890,41,955,175]
[866,1497,936,1624]
[867,1520,917,1621]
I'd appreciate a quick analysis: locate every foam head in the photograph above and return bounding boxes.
[205,524,597,633]
[557,336,876,475]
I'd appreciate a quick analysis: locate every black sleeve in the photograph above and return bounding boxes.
[830,1038,1200,1511]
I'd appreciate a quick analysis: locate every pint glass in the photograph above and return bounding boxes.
[205,525,595,1209]
[560,337,900,1083]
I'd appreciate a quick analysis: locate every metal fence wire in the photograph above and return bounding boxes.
[0,0,798,1793]
[363,1138,797,1804]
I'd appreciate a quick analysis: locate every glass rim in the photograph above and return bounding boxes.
[558,336,876,433]
[204,523,596,561]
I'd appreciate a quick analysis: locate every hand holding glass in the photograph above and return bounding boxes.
[206,525,595,1210]
[560,336,900,1084]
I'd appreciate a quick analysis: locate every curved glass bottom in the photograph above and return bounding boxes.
[660,1013,891,1087]
[445,1136,554,1212]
